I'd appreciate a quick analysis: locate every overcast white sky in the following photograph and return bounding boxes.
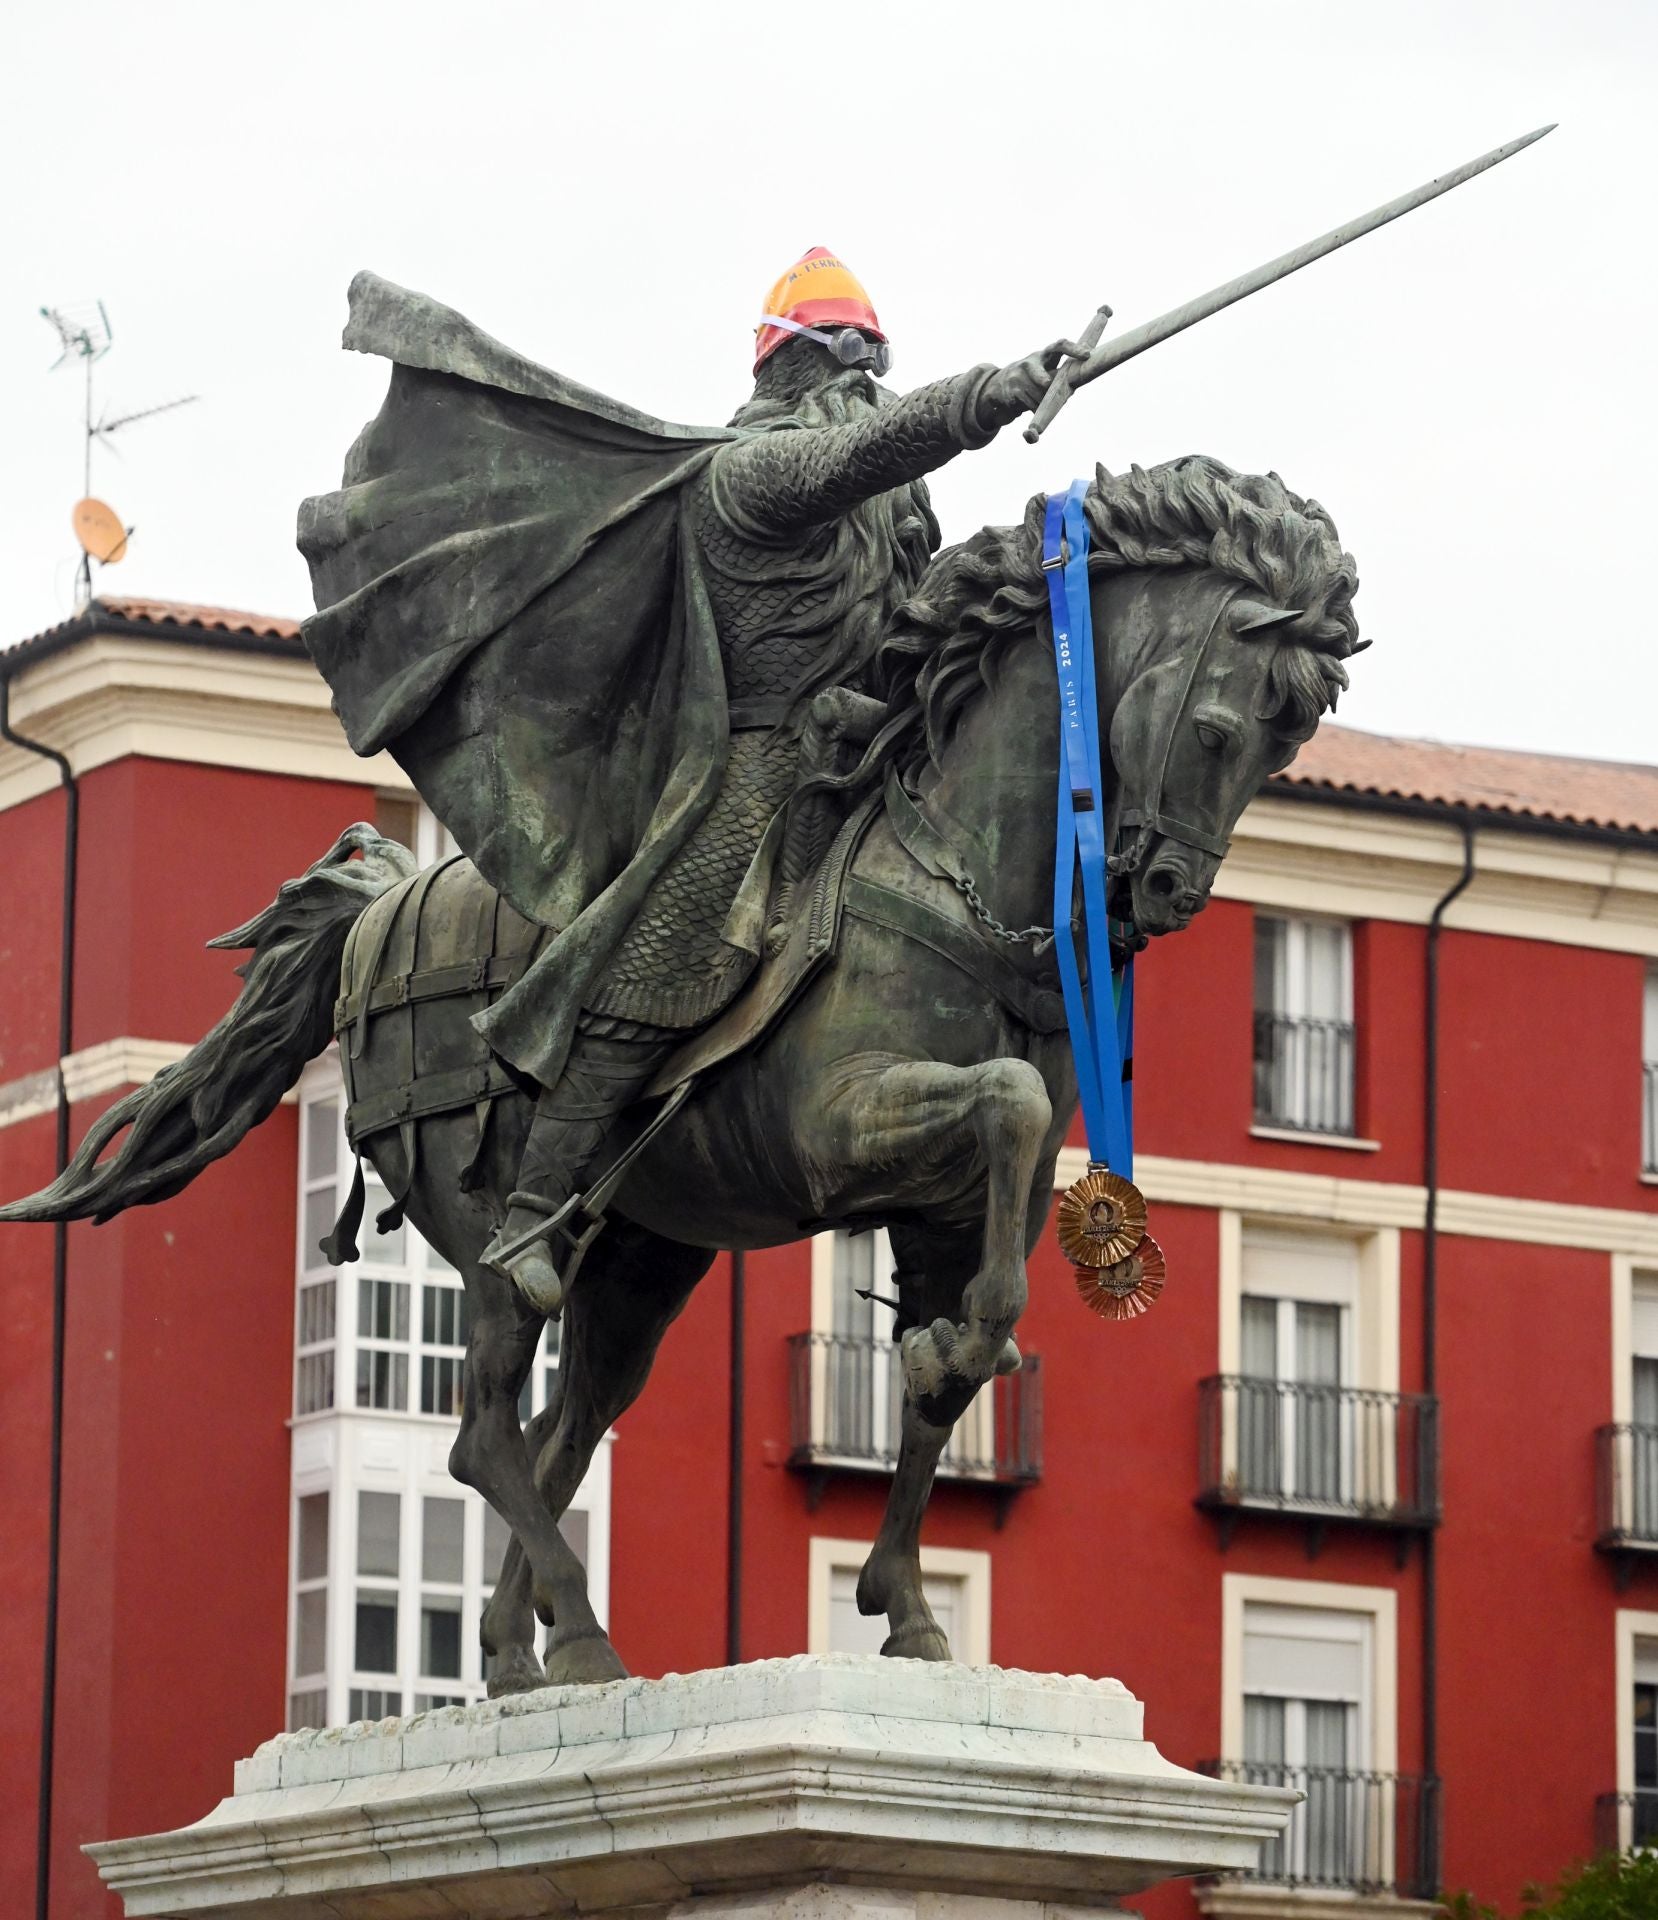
[3,0,1652,762]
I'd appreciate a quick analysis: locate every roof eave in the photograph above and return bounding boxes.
[0,604,308,676]
[1266,775,1658,855]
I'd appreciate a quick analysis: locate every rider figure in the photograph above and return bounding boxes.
[481,248,1079,1312]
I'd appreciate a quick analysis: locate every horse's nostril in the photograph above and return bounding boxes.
[1146,869,1177,897]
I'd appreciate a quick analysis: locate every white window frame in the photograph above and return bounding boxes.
[1611,1257,1658,1425]
[1223,1574,1397,1788]
[806,1536,990,1665]
[287,1049,597,1731]
[1616,1610,1658,1803]
[1606,1258,1658,1545]
[1253,911,1357,1139]
[294,1052,560,1426]
[808,1231,995,1475]
[1218,1217,1399,1507]
[1220,1217,1398,1394]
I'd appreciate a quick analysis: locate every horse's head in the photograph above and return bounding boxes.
[1102,562,1362,937]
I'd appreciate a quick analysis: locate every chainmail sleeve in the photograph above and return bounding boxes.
[713,366,1002,540]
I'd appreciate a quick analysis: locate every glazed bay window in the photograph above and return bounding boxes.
[1254,912,1355,1137]
[288,1052,590,1733]
[295,1076,482,1422]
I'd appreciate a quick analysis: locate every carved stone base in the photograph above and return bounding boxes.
[87,1656,1294,1918]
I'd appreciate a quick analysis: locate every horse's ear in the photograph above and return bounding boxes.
[1230,599,1302,634]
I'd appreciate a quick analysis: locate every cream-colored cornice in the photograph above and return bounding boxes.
[4,1046,1652,1258]
[0,1037,299,1133]
[1055,1145,1658,1259]
[0,634,408,811]
[3,631,1656,954]
[1225,793,1658,956]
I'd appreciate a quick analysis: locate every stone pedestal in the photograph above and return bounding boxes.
[87,1656,1294,1919]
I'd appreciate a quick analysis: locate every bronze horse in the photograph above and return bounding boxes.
[2,457,1362,1692]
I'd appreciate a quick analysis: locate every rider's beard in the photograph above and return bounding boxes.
[732,342,882,431]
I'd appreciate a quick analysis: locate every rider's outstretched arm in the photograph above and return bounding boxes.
[714,348,1067,540]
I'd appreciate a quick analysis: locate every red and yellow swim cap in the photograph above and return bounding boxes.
[754,247,885,373]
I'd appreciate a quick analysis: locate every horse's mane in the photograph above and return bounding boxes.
[851,455,1362,791]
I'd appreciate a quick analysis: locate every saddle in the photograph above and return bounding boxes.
[326,686,1065,1246]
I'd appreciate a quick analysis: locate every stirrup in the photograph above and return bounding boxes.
[482,1080,699,1304]
[482,1189,608,1298]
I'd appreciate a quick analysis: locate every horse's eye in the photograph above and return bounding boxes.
[1196,721,1228,753]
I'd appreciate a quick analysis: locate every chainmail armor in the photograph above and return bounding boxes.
[586,366,998,1029]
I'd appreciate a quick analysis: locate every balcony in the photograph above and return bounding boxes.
[1645,1062,1658,1177]
[1197,1377,1440,1554]
[787,1331,1041,1519]
[1595,1424,1658,1581]
[1254,1012,1356,1137]
[1202,1762,1440,1898]
[1595,1789,1658,1852]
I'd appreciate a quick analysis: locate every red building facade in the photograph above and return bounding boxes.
[4,598,1658,1920]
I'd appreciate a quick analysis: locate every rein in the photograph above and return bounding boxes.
[1041,482,1164,1319]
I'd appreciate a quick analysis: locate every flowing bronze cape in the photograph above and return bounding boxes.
[298,272,741,1085]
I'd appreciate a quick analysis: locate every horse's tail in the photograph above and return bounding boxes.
[0,824,417,1226]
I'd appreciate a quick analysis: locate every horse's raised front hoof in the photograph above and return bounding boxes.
[881,1621,953,1662]
[994,1334,1022,1376]
[542,1627,629,1686]
[486,1645,549,1698]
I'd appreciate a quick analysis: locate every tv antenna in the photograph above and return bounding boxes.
[40,300,200,606]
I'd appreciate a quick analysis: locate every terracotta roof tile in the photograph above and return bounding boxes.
[1273,723,1658,840]
[94,596,302,642]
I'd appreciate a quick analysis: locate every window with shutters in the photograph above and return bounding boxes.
[1643,972,1658,1176]
[1242,1603,1370,1885]
[1214,1578,1430,1897]
[1238,1231,1356,1507]
[807,1537,990,1664]
[1599,1266,1658,1555]
[1606,1617,1658,1852]
[1634,1279,1658,1540]
[787,1231,1041,1492]
[1202,1221,1436,1533]
[1253,913,1356,1137]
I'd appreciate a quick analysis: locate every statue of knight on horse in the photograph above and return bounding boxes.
[295,249,1094,1317]
[3,131,1549,1690]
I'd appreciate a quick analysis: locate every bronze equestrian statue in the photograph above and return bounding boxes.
[1,247,1362,1685]
[67,133,1627,1681]
[8,124,1558,1687]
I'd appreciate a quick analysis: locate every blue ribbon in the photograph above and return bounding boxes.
[1043,483,1134,1181]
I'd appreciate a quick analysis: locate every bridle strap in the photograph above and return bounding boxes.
[1110,584,1245,870]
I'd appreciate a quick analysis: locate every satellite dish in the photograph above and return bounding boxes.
[72,496,129,565]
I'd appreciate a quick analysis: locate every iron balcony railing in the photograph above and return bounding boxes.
[1253,1011,1357,1136]
[1644,1061,1658,1177]
[787,1331,1041,1486]
[1197,1377,1440,1528]
[1202,1762,1439,1897]
[1595,1424,1658,1551]
[1595,1789,1658,1852]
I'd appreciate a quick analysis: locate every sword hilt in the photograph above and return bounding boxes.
[1024,302,1113,445]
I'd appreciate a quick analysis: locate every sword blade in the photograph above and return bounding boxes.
[1025,124,1556,443]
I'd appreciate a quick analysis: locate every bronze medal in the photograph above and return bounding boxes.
[1056,1164,1147,1269]
[1075,1232,1167,1320]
